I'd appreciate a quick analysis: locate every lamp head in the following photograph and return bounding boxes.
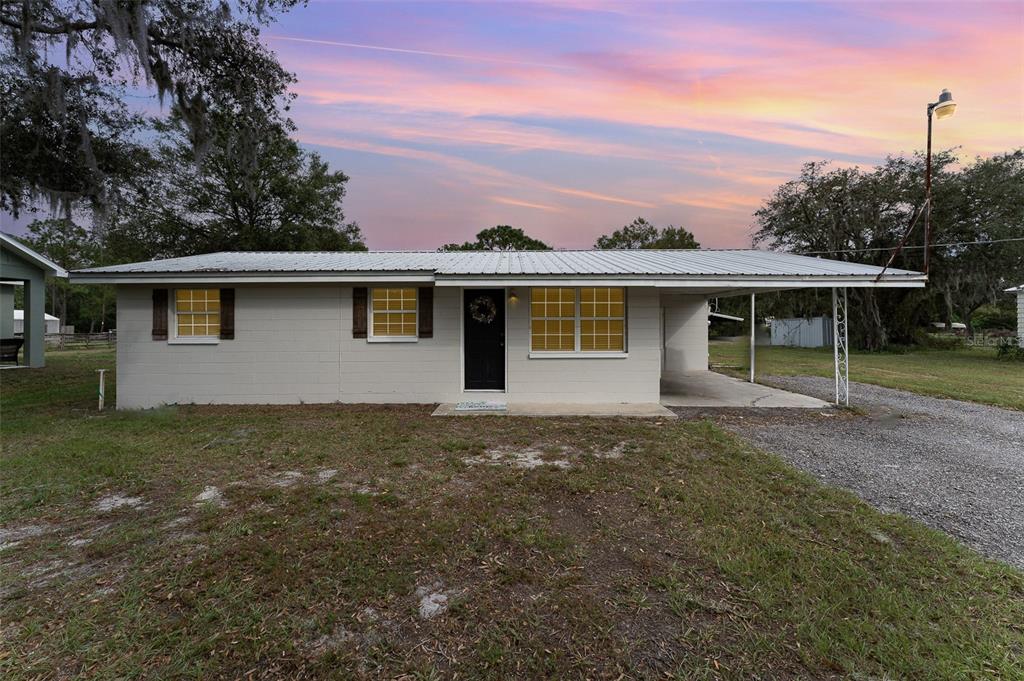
[933,89,956,120]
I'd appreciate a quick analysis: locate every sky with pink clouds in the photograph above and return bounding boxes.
[265,0,1022,249]
[5,1,1023,249]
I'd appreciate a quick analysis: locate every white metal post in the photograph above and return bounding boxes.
[832,288,849,406]
[97,369,106,411]
[749,293,756,383]
[842,287,849,405]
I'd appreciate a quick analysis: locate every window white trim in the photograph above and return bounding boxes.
[368,287,419,342]
[168,337,220,345]
[171,288,221,343]
[529,287,628,356]
[528,352,628,359]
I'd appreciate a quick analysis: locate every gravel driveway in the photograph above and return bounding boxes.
[693,376,1024,569]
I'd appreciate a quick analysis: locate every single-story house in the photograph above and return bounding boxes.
[1,232,68,367]
[1008,284,1023,347]
[13,310,61,335]
[70,250,925,409]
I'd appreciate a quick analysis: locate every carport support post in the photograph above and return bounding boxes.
[749,293,756,383]
[24,275,46,368]
[832,287,849,406]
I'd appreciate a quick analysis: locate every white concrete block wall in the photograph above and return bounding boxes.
[116,284,687,408]
[504,287,662,403]
[338,286,461,403]
[116,285,344,408]
[1017,291,1023,348]
[661,293,709,376]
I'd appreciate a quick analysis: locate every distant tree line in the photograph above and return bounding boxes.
[440,218,700,252]
[751,149,1023,349]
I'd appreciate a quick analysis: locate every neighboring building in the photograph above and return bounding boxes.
[13,310,61,335]
[1,233,68,367]
[1008,284,1024,347]
[70,250,925,409]
[770,316,833,348]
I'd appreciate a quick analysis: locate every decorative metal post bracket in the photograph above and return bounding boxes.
[832,287,849,406]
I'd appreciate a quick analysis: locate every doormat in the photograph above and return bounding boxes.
[454,401,508,412]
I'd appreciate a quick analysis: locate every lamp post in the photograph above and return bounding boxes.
[923,88,956,274]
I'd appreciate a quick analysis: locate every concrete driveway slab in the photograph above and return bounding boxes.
[661,371,830,408]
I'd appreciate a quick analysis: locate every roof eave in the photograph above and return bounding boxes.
[69,271,436,285]
[0,233,69,277]
[70,270,926,288]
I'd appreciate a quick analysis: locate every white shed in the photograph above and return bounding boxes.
[1008,285,1024,347]
[770,316,834,348]
[14,310,60,335]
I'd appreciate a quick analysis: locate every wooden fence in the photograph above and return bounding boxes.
[46,332,116,350]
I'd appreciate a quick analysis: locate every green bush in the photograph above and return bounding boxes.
[972,304,1016,331]
[995,338,1024,361]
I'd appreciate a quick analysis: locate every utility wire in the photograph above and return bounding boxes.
[799,237,1024,255]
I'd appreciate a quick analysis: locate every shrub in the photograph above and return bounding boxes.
[995,338,1024,361]
[972,304,1017,331]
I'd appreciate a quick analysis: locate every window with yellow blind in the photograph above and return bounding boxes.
[530,287,626,353]
[371,287,418,339]
[580,287,625,351]
[174,289,220,338]
[530,287,576,351]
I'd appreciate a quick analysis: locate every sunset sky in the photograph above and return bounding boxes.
[266,0,1022,249]
[6,1,1023,249]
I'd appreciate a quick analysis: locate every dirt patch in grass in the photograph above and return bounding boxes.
[92,494,148,512]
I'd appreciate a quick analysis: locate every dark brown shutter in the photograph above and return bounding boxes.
[353,287,368,338]
[152,288,168,340]
[219,288,235,340]
[418,287,433,338]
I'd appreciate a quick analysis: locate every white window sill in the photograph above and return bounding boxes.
[528,352,628,359]
[168,337,220,345]
[367,336,419,343]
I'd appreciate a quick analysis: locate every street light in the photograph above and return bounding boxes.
[876,88,957,281]
[924,88,956,273]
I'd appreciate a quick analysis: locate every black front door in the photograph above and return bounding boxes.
[464,289,505,390]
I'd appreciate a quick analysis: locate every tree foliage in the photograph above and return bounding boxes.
[21,218,114,331]
[103,116,365,260]
[441,225,550,251]
[595,217,700,249]
[0,0,299,215]
[753,150,1024,348]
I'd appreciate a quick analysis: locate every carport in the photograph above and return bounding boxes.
[1,233,68,367]
[656,254,925,407]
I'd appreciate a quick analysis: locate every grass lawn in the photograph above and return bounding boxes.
[710,339,1024,411]
[2,350,1022,679]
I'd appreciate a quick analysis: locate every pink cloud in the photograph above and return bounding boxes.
[265,2,1022,249]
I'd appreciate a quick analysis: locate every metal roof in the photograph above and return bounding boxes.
[75,249,922,279]
[1,232,69,277]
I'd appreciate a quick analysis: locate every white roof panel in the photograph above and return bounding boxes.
[74,249,922,279]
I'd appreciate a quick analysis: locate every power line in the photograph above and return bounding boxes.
[799,237,1024,255]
